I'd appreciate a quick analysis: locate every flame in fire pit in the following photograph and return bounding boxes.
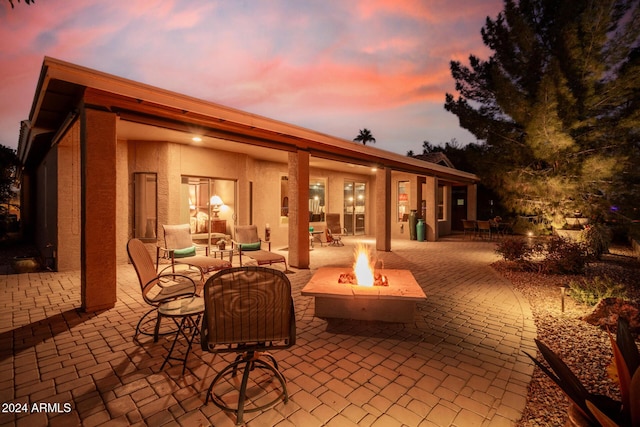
[353,244,374,287]
[337,243,389,286]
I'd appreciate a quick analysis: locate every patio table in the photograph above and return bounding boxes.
[158,296,204,375]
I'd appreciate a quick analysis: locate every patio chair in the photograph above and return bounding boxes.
[201,267,296,425]
[462,219,477,239]
[127,238,198,342]
[325,213,346,246]
[233,225,289,272]
[476,220,492,240]
[159,224,231,278]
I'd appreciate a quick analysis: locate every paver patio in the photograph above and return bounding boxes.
[0,236,536,426]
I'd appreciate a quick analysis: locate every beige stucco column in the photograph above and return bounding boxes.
[81,107,117,312]
[424,176,438,241]
[467,183,477,221]
[287,150,310,268]
[410,175,424,214]
[375,167,391,252]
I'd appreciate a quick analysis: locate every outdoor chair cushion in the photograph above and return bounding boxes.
[239,242,261,251]
[173,246,196,258]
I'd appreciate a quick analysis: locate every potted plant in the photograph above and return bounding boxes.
[526,318,640,426]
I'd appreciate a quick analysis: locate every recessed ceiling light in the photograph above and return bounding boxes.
[192,136,202,142]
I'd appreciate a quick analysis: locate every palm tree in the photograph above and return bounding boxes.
[7,0,35,7]
[353,129,376,146]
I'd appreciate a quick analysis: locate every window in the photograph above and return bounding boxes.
[438,185,445,220]
[180,176,236,237]
[280,176,289,218]
[398,181,409,222]
[134,172,157,241]
[309,178,325,222]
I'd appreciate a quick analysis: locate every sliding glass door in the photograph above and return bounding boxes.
[180,176,236,250]
[343,181,366,235]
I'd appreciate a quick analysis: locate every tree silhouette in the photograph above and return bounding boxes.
[445,0,640,225]
[7,0,34,8]
[0,145,18,238]
[353,129,376,146]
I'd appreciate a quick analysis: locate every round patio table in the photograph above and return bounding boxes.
[158,296,205,375]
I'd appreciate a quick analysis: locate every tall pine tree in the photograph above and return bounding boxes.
[445,0,640,226]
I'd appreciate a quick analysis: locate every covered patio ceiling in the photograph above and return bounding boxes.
[117,120,378,176]
[19,57,478,187]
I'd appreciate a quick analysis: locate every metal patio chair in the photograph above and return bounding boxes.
[127,238,198,342]
[201,267,296,425]
[476,220,492,240]
[233,225,289,272]
[462,219,477,239]
[325,213,346,246]
[159,224,231,278]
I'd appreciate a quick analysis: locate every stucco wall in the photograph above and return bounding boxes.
[118,139,451,258]
[35,147,58,268]
[250,160,287,247]
[391,172,453,241]
[116,136,129,265]
[55,121,81,271]
[31,120,82,272]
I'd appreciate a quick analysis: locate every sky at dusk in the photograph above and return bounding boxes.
[0,0,504,155]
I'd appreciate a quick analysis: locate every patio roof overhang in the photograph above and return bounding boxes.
[19,56,479,186]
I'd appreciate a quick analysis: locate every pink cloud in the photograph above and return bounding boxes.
[0,0,505,151]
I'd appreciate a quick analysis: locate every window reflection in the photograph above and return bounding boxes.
[309,179,325,222]
[180,176,236,237]
[134,172,157,241]
[398,181,409,222]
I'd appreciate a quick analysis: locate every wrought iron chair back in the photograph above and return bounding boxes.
[201,266,296,424]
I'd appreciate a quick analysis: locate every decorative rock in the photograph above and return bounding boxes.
[583,297,640,334]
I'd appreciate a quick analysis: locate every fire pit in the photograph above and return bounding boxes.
[301,245,426,322]
[302,268,426,322]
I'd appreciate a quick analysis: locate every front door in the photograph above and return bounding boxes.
[451,186,467,231]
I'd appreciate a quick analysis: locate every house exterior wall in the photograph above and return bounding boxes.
[35,147,58,268]
[56,121,81,271]
[251,159,288,246]
[438,185,453,236]
[116,136,129,265]
[31,122,82,272]
[391,172,454,241]
[48,133,467,270]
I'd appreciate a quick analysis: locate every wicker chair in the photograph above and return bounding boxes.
[201,267,296,425]
[127,238,198,342]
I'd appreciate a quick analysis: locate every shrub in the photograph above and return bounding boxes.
[495,236,534,261]
[498,235,592,274]
[578,224,611,259]
[630,223,640,242]
[568,276,627,306]
[540,235,589,274]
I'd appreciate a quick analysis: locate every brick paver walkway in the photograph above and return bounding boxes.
[0,236,535,426]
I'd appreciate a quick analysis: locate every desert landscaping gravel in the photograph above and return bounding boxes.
[495,244,640,426]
